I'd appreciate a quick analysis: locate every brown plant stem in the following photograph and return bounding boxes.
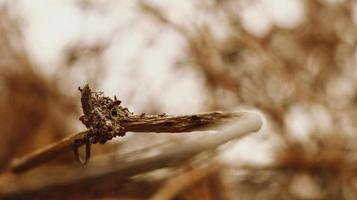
[1,112,262,199]
[9,111,244,173]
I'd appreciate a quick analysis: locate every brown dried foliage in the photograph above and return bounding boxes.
[0,10,73,172]
[142,0,357,199]
[1,0,357,199]
[0,2,104,172]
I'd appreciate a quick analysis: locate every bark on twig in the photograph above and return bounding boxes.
[1,112,262,199]
[9,130,89,173]
[9,111,244,173]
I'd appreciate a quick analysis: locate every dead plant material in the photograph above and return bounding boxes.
[229,134,357,199]
[2,111,261,199]
[9,85,260,173]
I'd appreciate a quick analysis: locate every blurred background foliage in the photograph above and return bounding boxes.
[0,0,357,199]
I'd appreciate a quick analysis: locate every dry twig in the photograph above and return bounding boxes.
[9,111,243,173]
[1,112,261,199]
[9,85,254,173]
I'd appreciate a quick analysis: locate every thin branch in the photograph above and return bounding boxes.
[1,112,262,199]
[9,111,244,173]
[9,130,88,173]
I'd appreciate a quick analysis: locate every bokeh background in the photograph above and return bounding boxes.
[0,0,357,199]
